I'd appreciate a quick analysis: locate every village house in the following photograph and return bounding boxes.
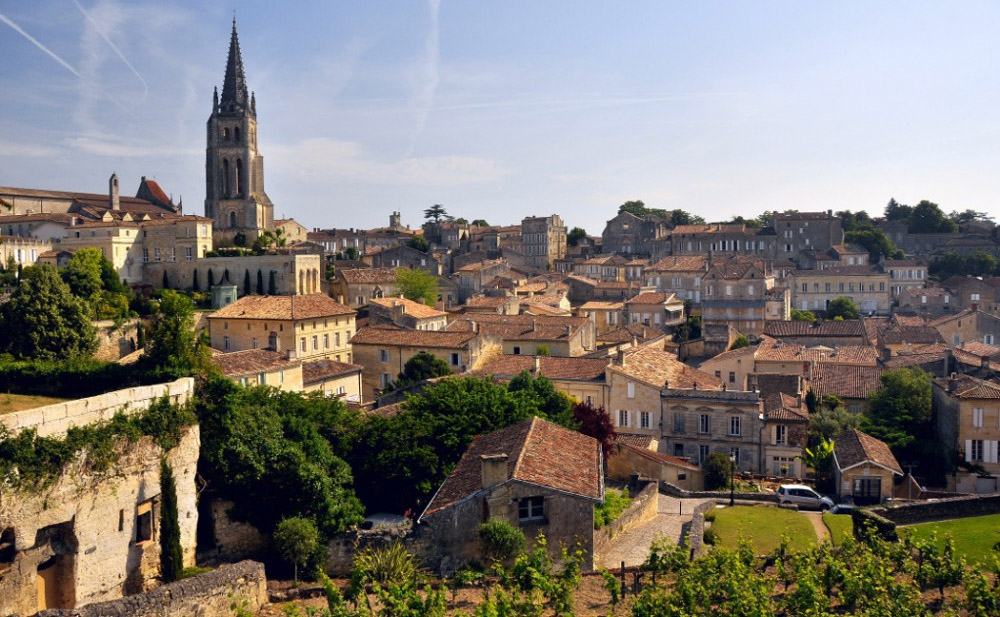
[520,214,567,269]
[753,335,880,379]
[697,344,758,391]
[940,275,1000,313]
[832,429,903,505]
[607,434,703,490]
[601,210,670,256]
[700,256,780,338]
[274,218,309,244]
[798,244,868,270]
[453,259,512,302]
[663,223,775,258]
[932,374,1000,494]
[606,346,723,438]
[761,392,810,477]
[931,308,1000,347]
[897,285,956,318]
[369,296,449,330]
[773,210,844,258]
[362,244,443,275]
[571,255,629,282]
[806,364,886,413]
[463,294,521,316]
[472,354,612,410]
[789,265,891,314]
[578,301,624,336]
[660,388,765,470]
[762,319,869,348]
[207,293,356,362]
[624,291,685,329]
[301,359,364,403]
[884,259,928,299]
[329,267,399,307]
[418,417,603,572]
[212,348,303,391]
[643,255,708,302]
[349,326,500,398]
[447,313,596,357]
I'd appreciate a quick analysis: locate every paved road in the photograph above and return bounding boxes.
[596,494,714,569]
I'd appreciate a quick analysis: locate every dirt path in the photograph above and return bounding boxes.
[802,511,830,543]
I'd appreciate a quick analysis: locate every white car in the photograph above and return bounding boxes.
[776,484,834,511]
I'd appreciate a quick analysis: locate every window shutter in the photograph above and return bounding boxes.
[965,439,973,462]
[991,440,999,464]
[613,411,619,427]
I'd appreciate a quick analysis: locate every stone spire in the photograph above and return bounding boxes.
[220,17,249,109]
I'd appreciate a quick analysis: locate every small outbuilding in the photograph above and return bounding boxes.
[832,429,903,505]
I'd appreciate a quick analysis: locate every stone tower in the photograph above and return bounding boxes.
[205,18,273,246]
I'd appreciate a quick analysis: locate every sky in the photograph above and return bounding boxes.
[1,1,999,234]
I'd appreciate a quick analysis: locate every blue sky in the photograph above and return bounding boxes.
[2,1,999,234]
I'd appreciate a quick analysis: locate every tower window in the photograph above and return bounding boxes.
[236,159,244,197]
[223,127,229,140]
[229,211,237,228]
[222,159,230,197]
[234,126,241,143]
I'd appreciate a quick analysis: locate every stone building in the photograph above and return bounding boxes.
[932,375,1000,494]
[571,255,629,282]
[798,244,869,270]
[897,286,957,318]
[624,291,685,329]
[369,296,448,330]
[520,215,567,269]
[700,256,777,338]
[329,267,400,307]
[761,392,809,477]
[931,309,1000,347]
[940,275,1000,313]
[644,255,709,302]
[663,223,776,258]
[0,379,198,615]
[418,417,603,572]
[204,20,274,246]
[362,244,442,275]
[578,301,624,336]
[883,259,927,299]
[773,211,844,258]
[832,429,903,505]
[660,388,766,471]
[212,348,303,391]
[0,234,52,269]
[301,359,364,403]
[697,344,758,391]
[472,354,613,410]
[207,293,356,362]
[349,326,500,398]
[446,314,596,357]
[601,211,670,256]
[788,265,891,314]
[453,259,512,302]
[145,253,322,296]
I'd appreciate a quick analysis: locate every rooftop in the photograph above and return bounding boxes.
[473,355,610,381]
[608,346,723,390]
[370,296,447,319]
[337,267,398,284]
[301,359,363,384]
[209,294,355,320]
[212,349,299,378]
[350,325,478,349]
[834,429,903,474]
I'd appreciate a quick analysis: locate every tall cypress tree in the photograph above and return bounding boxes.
[162,269,169,290]
[207,269,215,288]
[192,269,200,292]
[256,270,264,295]
[159,458,184,582]
[268,271,277,295]
[244,270,251,296]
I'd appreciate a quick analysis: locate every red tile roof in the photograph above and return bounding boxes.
[337,267,398,284]
[209,294,355,320]
[617,442,699,470]
[762,320,866,338]
[302,359,362,384]
[808,364,884,400]
[421,417,602,517]
[370,296,447,319]
[350,326,477,349]
[942,375,1000,399]
[626,292,680,305]
[756,337,879,365]
[762,392,809,422]
[473,355,610,381]
[609,346,723,390]
[646,256,709,273]
[213,349,300,378]
[834,429,903,474]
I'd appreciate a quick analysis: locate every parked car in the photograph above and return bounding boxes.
[829,504,855,515]
[776,484,834,511]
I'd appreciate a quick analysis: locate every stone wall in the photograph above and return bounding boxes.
[92,318,141,362]
[197,499,269,565]
[143,253,322,296]
[593,480,659,559]
[0,377,195,438]
[659,481,778,503]
[0,425,200,616]
[874,493,1000,526]
[35,560,268,617]
[326,526,428,576]
[687,500,718,558]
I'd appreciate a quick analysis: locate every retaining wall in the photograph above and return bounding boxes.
[0,377,195,438]
[594,480,659,558]
[875,493,1000,526]
[35,560,267,617]
[686,500,718,558]
[659,481,778,503]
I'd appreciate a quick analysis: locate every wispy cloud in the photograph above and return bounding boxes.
[73,0,148,104]
[0,11,81,76]
[406,0,441,155]
[270,137,508,187]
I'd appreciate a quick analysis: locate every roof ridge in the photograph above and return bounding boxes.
[511,417,539,481]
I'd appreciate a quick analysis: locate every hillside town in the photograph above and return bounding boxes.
[2,17,1000,617]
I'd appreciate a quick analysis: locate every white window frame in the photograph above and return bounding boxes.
[973,407,984,428]
[640,411,651,430]
[729,416,741,437]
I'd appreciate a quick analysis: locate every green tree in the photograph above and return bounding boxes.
[728,335,751,351]
[884,198,912,222]
[141,290,210,376]
[703,451,733,490]
[567,227,588,247]
[908,200,956,234]
[863,367,932,451]
[274,517,320,584]
[836,209,874,233]
[256,269,264,294]
[845,227,904,262]
[0,265,97,360]
[243,269,251,296]
[507,371,575,427]
[159,459,184,583]
[799,437,835,492]
[790,308,815,321]
[825,296,860,320]
[618,200,651,217]
[268,271,277,295]
[408,235,430,252]
[949,209,994,224]
[395,268,438,306]
[391,351,452,389]
[809,404,862,442]
[207,269,215,288]
[423,204,447,222]
[479,519,525,562]
[669,209,705,225]
[60,247,104,301]
[192,268,200,292]
[471,219,489,226]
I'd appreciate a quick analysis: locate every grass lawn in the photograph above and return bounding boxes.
[822,512,853,546]
[902,513,1000,565]
[0,393,68,415]
[710,505,817,554]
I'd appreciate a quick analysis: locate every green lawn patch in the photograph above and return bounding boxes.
[0,393,68,415]
[902,513,1000,565]
[822,512,853,546]
[710,505,817,554]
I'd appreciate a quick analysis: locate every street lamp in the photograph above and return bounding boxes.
[729,453,736,506]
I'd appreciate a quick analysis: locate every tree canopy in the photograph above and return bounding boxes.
[395,268,438,306]
[390,351,452,390]
[60,248,133,320]
[140,290,212,377]
[617,200,705,225]
[407,235,430,252]
[0,265,97,360]
[423,204,447,222]
[825,296,860,320]
[885,198,957,234]
[567,227,588,247]
[863,367,932,451]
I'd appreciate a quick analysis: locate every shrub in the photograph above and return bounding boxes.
[703,451,734,491]
[353,541,424,587]
[478,519,526,562]
[273,517,320,584]
[703,527,719,545]
[594,488,632,529]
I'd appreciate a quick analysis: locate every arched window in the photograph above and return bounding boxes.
[222,159,230,197]
[236,159,244,197]
[223,127,229,140]
[229,211,237,228]
[234,126,240,143]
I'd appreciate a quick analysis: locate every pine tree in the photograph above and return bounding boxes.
[159,458,184,582]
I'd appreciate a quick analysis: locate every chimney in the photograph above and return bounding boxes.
[565,324,572,337]
[948,372,958,392]
[109,172,120,211]
[470,320,479,334]
[533,356,541,374]
[269,331,280,353]
[615,348,625,366]
[480,454,508,489]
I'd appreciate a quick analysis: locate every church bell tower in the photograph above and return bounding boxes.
[205,19,273,246]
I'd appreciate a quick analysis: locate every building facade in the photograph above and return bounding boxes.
[520,215,567,269]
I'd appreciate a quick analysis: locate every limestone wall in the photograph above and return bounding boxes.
[92,318,141,362]
[0,426,200,616]
[197,499,269,565]
[593,480,659,560]
[874,493,1000,526]
[0,377,194,438]
[35,560,267,617]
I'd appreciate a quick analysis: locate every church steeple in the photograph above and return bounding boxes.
[220,17,249,111]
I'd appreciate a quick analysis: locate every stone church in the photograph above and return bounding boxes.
[204,19,275,247]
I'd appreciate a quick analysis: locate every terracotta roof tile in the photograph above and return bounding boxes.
[615,433,655,449]
[646,255,709,273]
[762,392,809,422]
[209,294,355,320]
[808,364,885,399]
[473,355,610,381]
[626,292,680,305]
[834,429,903,474]
[617,442,699,470]
[301,359,362,384]
[762,320,865,338]
[756,337,878,365]
[213,349,299,378]
[370,296,447,319]
[350,325,477,349]
[609,347,723,390]
[338,267,398,284]
[942,375,1000,399]
[466,296,511,308]
[447,314,588,342]
[421,417,602,517]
